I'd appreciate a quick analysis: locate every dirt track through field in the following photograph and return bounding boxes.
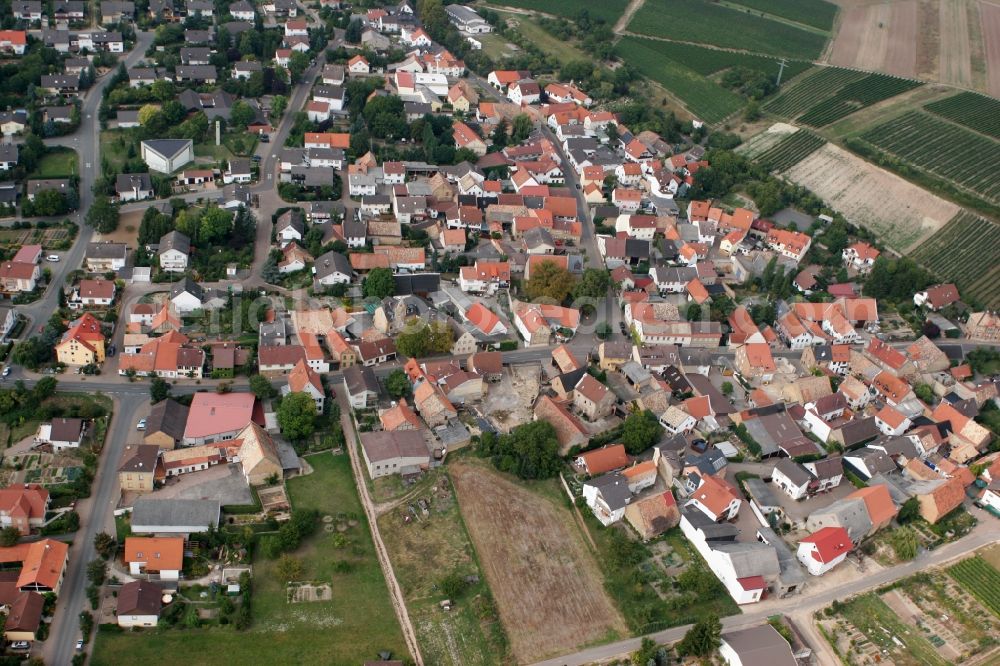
[981,1,1000,95]
[940,0,973,85]
[450,462,626,664]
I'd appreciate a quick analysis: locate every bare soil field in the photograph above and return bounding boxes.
[450,461,626,663]
[982,0,1000,95]
[95,209,142,245]
[736,122,800,158]
[782,142,959,251]
[830,1,919,77]
[829,0,1000,92]
[940,0,973,86]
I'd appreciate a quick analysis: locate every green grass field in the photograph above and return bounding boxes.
[627,0,828,60]
[726,0,838,31]
[503,14,590,64]
[92,454,407,666]
[31,148,79,179]
[614,37,744,123]
[908,211,1000,308]
[484,0,629,24]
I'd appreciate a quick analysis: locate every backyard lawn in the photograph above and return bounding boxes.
[92,453,407,666]
[30,148,79,179]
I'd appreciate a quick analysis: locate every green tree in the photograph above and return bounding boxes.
[0,527,21,547]
[344,18,363,43]
[573,268,610,300]
[86,558,106,586]
[524,260,576,304]
[477,420,562,480]
[199,206,233,245]
[439,571,468,598]
[93,532,115,559]
[631,637,662,666]
[676,614,721,657]
[888,525,919,560]
[229,100,256,129]
[277,392,317,441]
[914,383,934,404]
[85,197,119,234]
[249,374,277,400]
[721,381,734,396]
[288,51,310,83]
[275,554,304,582]
[385,369,411,399]
[620,410,663,455]
[897,497,920,524]
[511,113,533,142]
[138,103,160,125]
[150,377,171,403]
[362,267,395,299]
[271,94,288,120]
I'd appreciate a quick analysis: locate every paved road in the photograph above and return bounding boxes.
[19,31,156,336]
[44,393,146,666]
[531,515,1000,666]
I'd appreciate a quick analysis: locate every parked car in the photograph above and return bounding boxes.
[9,641,29,650]
[619,322,628,334]
[136,418,147,431]
[2,367,9,377]
[47,255,60,262]
[260,134,269,143]
[691,439,708,453]
[75,640,83,651]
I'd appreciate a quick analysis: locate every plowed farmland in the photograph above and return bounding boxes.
[450,462,626,664]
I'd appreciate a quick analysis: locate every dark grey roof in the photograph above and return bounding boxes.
[687,448,726,476]
[170,277,204,300]
[0,144,17,164]
[744,477,781,509]
[343,364,379,397]
[585,473,631,511]
[142,139,193,160]
[86,241,127,259]
[721,625,796,666]
[681,506,738,540]
[804,455,843,481]
[147,398,189,440]
[774,458,810,486]
[313,251,351,280]
[846,447,897,478]
[158,230,191,255]
[393,273,439,296]
[118,444,159,474]
[836,416,879,447]
[175,65,218,80]
[131,498,221,531]
[115,172,152,193]
[870,435,919,459]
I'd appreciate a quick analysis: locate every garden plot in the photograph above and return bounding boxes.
[781,142,958,251]
[1,451,83,486]
[480,364,540,433]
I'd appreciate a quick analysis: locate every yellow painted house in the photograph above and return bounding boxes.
[55,313,106,366]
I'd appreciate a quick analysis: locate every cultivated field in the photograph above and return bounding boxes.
[909,211,1000,308]
[728,0,838,31]
[765,67,867,116]
[617,36,812,79]
[484,0,629,24]
[626,0,828,60]
[924,91,1000,139]
[613,37,744,123]
[947,555,1000,617]
[859,110,1000,203]
[450,461,626,663]
[753,130,826,171]
[782,141,959,250]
